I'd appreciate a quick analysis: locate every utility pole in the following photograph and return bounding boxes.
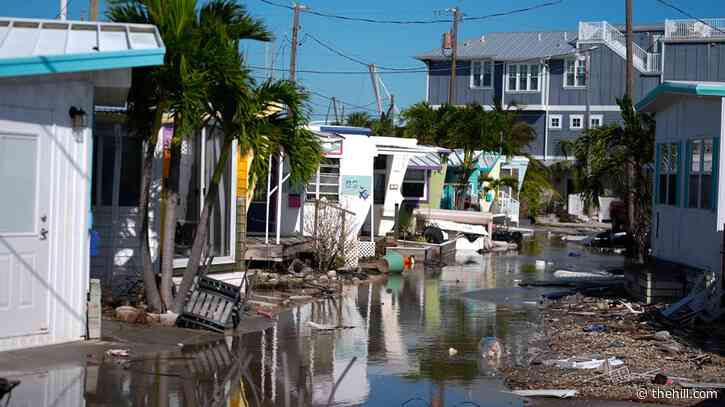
[369,64,383,116]
[584,53,591,133]
[625,0,636,235]
[59,0,68,20]
[90,0,98,21]
[447,7,461,105]
[625,0,634,98]
[289,3,307,82]
[388,94,395,125]
[332,97,339,124]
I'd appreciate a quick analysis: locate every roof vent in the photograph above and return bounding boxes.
[480,35,485,42]
[538,33,542,41]
[564,32,568,41]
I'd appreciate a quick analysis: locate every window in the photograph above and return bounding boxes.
[570,114,584,130]
[687,138,718,209]
[656,143,680,206]
[306,157,340,202]
[471,60,493,89]
[589,114,603,128]
[565,58,587,88]
[402,169,428,200]
[506,63,541,92]
[373,155,387,205]
[549,114,562,129]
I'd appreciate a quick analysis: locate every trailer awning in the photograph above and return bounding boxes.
[0,17,165,78]
[408,151,442,170]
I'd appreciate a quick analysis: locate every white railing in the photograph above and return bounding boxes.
[496,191,520,224]
[578,21,660,73]
[665,19,725,40]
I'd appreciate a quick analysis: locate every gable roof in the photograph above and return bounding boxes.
[416,31,577,62]
[636,81,725,112]
[0,17,165,78]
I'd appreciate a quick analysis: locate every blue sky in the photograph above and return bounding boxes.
[5,0,725,121]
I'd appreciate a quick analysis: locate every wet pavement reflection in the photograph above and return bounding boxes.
[6,235,628,407]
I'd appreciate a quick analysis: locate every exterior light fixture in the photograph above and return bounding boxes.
[69,106,87,142]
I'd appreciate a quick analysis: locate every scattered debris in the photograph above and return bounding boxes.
[448,347,458,356]
[0,378,21,400]
[654,330,672,341]
[583,324,608,333]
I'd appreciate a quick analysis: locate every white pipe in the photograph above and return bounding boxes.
[276,148,283,245]
[59,0,68,20]
[265,154,272,244]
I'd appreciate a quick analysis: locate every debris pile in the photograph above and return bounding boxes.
[501,294,725,405]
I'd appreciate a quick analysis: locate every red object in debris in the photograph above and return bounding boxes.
[257,310,276,320]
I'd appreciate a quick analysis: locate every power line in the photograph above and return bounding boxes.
[304,33,421,71]
[654,0,725,35]
[310,91,379,113]
[257,0,563,25]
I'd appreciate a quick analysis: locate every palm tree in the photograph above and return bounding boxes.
[108,0,207,311]
[345,112,373,128]
[400,102,457,145]
[169,1,321,312]
[561,96,655,262]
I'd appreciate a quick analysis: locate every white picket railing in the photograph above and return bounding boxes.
[496,190,520,225]
[578,21,661,73]
[665,19,725,40]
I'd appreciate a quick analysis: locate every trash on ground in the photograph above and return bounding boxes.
[448,347,458,356]
[583,324,608,333]
[544,357,623,370]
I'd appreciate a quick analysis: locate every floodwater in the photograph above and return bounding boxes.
[5,235,628,407]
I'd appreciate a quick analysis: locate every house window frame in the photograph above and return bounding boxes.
[589,114,604,128]
[564,58,587,88]
[549,114,563,130]
[656,142,681,207]
[402,168,428,201]
[306,157,341,202]
[470,60,493,89]
[569,114,584,130]
[685,137,718,210]
[505,63,541,92]
[174,128,238,268]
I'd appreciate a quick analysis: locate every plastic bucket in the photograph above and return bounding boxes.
[383,252,405,273]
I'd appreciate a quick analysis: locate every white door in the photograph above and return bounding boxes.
[0,106,51,338]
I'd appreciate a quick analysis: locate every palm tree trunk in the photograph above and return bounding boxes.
[160,139,181,309]
[173,136,234,313]
[138,111,164,313]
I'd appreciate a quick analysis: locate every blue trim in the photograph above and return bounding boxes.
[319,126,372,136]
[637,81,725,111]
[0,48,165,78]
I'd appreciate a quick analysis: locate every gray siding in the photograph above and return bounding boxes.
[548,46,660,106]
[663,42,725,82]
[652,96,722,274]
[428,60,503,106]
[518,111,546,156]
[546,111,623,157]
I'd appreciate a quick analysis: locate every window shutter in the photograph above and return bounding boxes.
[684,141,691,208]
[654,144,661,207]
[713,137,720,210]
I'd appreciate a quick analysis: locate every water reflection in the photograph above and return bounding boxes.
[4,236,625,406]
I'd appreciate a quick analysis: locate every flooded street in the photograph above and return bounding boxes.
[6,236,628,407]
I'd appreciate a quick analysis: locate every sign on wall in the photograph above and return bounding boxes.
[341,175,372,200]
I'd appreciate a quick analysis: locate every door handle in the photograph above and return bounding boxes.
[40,228,49,240]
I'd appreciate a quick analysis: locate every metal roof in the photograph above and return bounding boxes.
[409,152,442,170]
[417,31,577,62]
[636,81,725,112]
[446,150,500,172]
[0,17,165,78]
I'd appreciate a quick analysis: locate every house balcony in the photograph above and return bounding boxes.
[664,18,725,41]
[578,21,661,73]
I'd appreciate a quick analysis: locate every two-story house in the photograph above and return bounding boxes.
[416,19,724,160]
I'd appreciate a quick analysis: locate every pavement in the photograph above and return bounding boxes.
[0,315,274,376]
